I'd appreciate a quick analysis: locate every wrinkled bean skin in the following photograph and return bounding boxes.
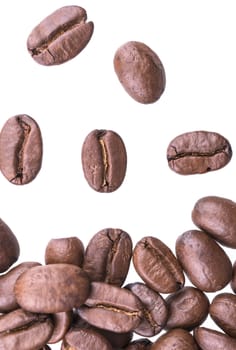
[150,328,199,350]
[48,311,73,344]
[192,196,236,248]
[133,236,185,293]
[14,263,90,313]
[194,327,236,350]
[165,286,209,330]
[209,293,236,338]
[27,6,94,66]
[114,41,166,104]
[83,228,132,286]
[167,131,232,175]
[231,260,236,293]
[0,218,20,273]
[81,129,127,193]
[176,230,232,292]
[125,338,153,350]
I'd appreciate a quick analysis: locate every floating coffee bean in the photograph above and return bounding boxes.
[83,228,132,286]
[14,263,90,313]
[176,230,232,292]
[165,286,209,330]
[81,129,127,192]
[125,282,168,337]
[209,293,236,338]
[27,6,94,66]
[167,130,232,175]
[151,328,199,350]
[0,218,20,273]
[125,338,153,350]
[133,236,185,293]
[194,327,236,350]
[231,260,236,292]
[114,41,166,104]
[48,311,73,344]
[192,196,236,248]
[0,114,43,185]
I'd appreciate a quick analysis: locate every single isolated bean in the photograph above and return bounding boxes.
[194,327,236,350]
[0,218,20,273]
[151,328,199,350]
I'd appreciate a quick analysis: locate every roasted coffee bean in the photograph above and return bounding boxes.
[176,230,232,292]
[14,263,90,313]
[45,237,84,267]
[194,327,236,350]
[133,236,184,293]
[231,260,236,292]
[77,281,143,333]
[151,328,199,350]
[165,286,209,330]
[0,218,20,273]
[209,293,236,338]
[125,282,168,336]
[0,308,53,350]
[114,41,165,104]
[27,6,94,66]
[81,129,127,192]
[83,228,132,286]
[192,196,236,248]
[0,261,40,313]
[125,338,153,350]
[167,131,232,175]
[48,311,73,344]
[0,114,43,185]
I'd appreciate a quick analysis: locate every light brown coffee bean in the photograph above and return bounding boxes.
[0,218,20,273]
[194,327,236,350]
[151,328,199,350]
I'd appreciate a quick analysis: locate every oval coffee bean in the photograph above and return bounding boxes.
[176,230,232,292]
[27,6,94,66]
[192,196,236,248]
[210,293,236,338]
[83,228,132,286]
[77,281,143,333]
[82,129,127,192]
[165,286,209,331]
[194,327,236,350]
[125,338,153,350]
[133,236,185,293]
[62,328,113,350]
[0,218,20,273]
[0,114,43,185]
[14,263,90,313]
[231,260,236,292]
[48,311,73,344]
[125,282,168,337]
[151,328,199,350]
[114,41,166,104]
[167,130,232,175]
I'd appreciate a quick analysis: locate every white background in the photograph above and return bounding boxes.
[0,1,236,348]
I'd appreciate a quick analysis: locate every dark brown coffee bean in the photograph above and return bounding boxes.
[151,328,199,350]
[81,129,127,192]
[0,218,20,273]
[114,41,165,104]
[0,308,53,350]
[194,327,236,350]
[27,6,94,66]
[83,228,132,286]
[133,236,185,294]
[48,311,73,344]
[231,260,236,292]
[167,131,232,175]
[14,263,90,313]
[125,282,168,336]
[176,230,232,292]
[77,281,143,333]
[0,261,41,313]
[165,286,209,330]
[192,196,236,248]
[209,293,236,338]
[125,338,153,350]
[45,237,84,267]
[0,114,43,185]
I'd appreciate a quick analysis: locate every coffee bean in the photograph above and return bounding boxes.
[0,114,43,185]
[125,282,168,337]
[209,293,236,338]
[151,328,199,350]
[167,131,232,175]
[14,263,90,313]
[192,196,236,248]
[194,327,236,350]
[48,311,73,344]
[27,6,94,66]
[77,281,143,333]
[176,230,232,292]
[83,228,132,286]
[231,260,236,292]
[165,286,209,330]
[81,129,127,192]
[125,338,153,350]
[114,41,166,104]
[0,218,20,273]
[133,236,185,293]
